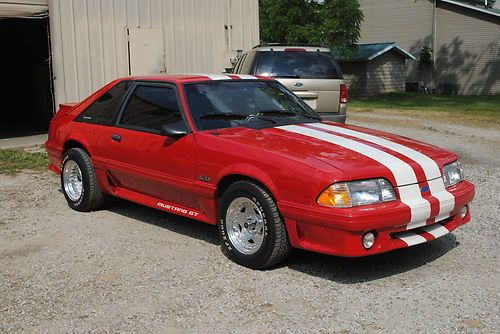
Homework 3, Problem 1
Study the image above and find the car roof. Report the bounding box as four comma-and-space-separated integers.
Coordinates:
118, 74, 274, 84
251, 45, 331, 52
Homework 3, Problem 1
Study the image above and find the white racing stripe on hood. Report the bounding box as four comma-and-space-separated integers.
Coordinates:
310, 123, 456, 222
278, 125, 431, 228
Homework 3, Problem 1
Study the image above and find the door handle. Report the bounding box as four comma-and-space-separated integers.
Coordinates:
111, 134, 121, 142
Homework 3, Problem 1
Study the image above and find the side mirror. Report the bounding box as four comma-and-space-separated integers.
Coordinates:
160, 122, 188, 139
229, 56, 238, 67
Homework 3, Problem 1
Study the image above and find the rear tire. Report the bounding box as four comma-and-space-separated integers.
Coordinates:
218, 181, 291, 269
61, 148, 104, 212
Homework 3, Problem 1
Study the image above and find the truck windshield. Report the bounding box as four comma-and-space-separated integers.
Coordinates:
184, 81, 320, 131
254, 51, 343, 79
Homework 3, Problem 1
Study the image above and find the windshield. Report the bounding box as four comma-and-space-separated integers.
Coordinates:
254, 51, 343, 79
184, 81, 320, 131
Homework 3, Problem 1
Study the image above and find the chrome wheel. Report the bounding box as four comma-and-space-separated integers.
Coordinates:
62, 160, 83, 201
226, 197, 265, 255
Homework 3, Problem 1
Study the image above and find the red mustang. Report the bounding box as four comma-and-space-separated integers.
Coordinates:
45, 74, 475, 269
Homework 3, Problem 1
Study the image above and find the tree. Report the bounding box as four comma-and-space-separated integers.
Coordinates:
259, 0, 364, 56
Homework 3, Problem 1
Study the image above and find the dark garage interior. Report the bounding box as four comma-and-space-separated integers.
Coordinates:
0, 17, 54, 139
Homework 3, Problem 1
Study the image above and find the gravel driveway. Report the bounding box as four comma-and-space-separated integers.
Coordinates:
1, 111, 499, 333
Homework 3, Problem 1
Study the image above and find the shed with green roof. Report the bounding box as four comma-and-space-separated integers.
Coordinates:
335, 43, 416, 97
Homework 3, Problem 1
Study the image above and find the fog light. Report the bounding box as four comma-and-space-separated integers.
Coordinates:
460, 206, 468, 219
362, 232, 375, 249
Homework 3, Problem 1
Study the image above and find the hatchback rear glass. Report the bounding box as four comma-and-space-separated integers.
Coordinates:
254, 51, 343, 79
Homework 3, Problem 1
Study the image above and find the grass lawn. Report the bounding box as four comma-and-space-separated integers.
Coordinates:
0, 148, 49, 174
349, 93, 500, 119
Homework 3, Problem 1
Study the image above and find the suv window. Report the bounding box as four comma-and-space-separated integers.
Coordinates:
253, 51, 343, 79
75, 81, 131, 125
119, 85, 182, 133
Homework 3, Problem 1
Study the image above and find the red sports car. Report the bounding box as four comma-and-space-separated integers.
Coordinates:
45, 74, 475, 269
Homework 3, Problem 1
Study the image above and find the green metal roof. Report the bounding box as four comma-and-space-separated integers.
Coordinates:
335, 43, 416, 62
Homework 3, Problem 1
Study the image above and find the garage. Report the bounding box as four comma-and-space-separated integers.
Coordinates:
0, 0, 259, 140
0, 1, 53, 138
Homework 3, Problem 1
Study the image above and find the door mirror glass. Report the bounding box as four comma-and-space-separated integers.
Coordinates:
160, 121, 188, 138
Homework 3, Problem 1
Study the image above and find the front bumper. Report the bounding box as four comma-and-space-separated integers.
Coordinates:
280, 180, 475, 257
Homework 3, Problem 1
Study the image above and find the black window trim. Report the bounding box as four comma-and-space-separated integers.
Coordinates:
114, 81, 191, 136
74, 80, 132, 126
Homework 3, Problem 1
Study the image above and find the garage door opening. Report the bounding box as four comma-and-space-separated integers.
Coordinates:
0, 17, 54, 139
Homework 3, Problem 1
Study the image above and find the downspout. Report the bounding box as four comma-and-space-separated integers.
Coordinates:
432, 0, 437, 91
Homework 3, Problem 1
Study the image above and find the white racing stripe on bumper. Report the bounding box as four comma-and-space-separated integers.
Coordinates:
421, 224, 449, 239
427, 177, 455, 220
278, 125, 432, 229
395, 232, 428, 247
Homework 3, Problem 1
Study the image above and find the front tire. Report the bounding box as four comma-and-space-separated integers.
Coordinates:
218, 181, 291, 269
61, 148, 104, 212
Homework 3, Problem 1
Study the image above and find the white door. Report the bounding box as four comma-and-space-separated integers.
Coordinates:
127, 27, 165, 75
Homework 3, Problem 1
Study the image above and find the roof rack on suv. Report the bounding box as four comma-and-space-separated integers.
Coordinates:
252, 42, 325, 49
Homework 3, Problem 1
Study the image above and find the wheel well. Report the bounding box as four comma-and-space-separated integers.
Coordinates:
216, 174, 275, 200
63, 140, 89, 155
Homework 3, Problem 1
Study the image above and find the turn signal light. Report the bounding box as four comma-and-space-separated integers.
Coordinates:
317, 183, 352, 207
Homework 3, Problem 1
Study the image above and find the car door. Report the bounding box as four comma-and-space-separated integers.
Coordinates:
101, 81, 197, 209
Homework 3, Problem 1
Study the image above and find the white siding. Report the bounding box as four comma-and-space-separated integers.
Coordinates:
49, 0, 259, 106
435, 2, 500, 94
0, 0, 48, 17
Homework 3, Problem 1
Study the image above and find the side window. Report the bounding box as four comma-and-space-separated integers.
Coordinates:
75, 81, 130, 125
119, 85, 182, 133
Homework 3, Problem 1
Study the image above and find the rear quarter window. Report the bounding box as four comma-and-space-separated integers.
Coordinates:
75, 81, 131, 125
254, 51, 343, 79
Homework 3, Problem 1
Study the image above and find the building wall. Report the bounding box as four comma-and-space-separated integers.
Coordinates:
49, 0, 259, 106
435, 1, 500, 94
365, 52, 407, 96
358, 0, 434, 82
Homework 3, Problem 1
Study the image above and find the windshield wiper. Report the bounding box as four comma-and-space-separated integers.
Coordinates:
200, 113, 248, 119
270, 75, 300, 79
258, 109, 321, 120
258, 110, 299, 117
200, 112, 276, 124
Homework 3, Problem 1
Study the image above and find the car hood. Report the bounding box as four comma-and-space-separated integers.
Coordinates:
212, 122, 457, 186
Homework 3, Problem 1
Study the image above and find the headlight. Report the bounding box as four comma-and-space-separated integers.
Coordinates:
317, 178, 397, 208
443, 161, 464, 187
